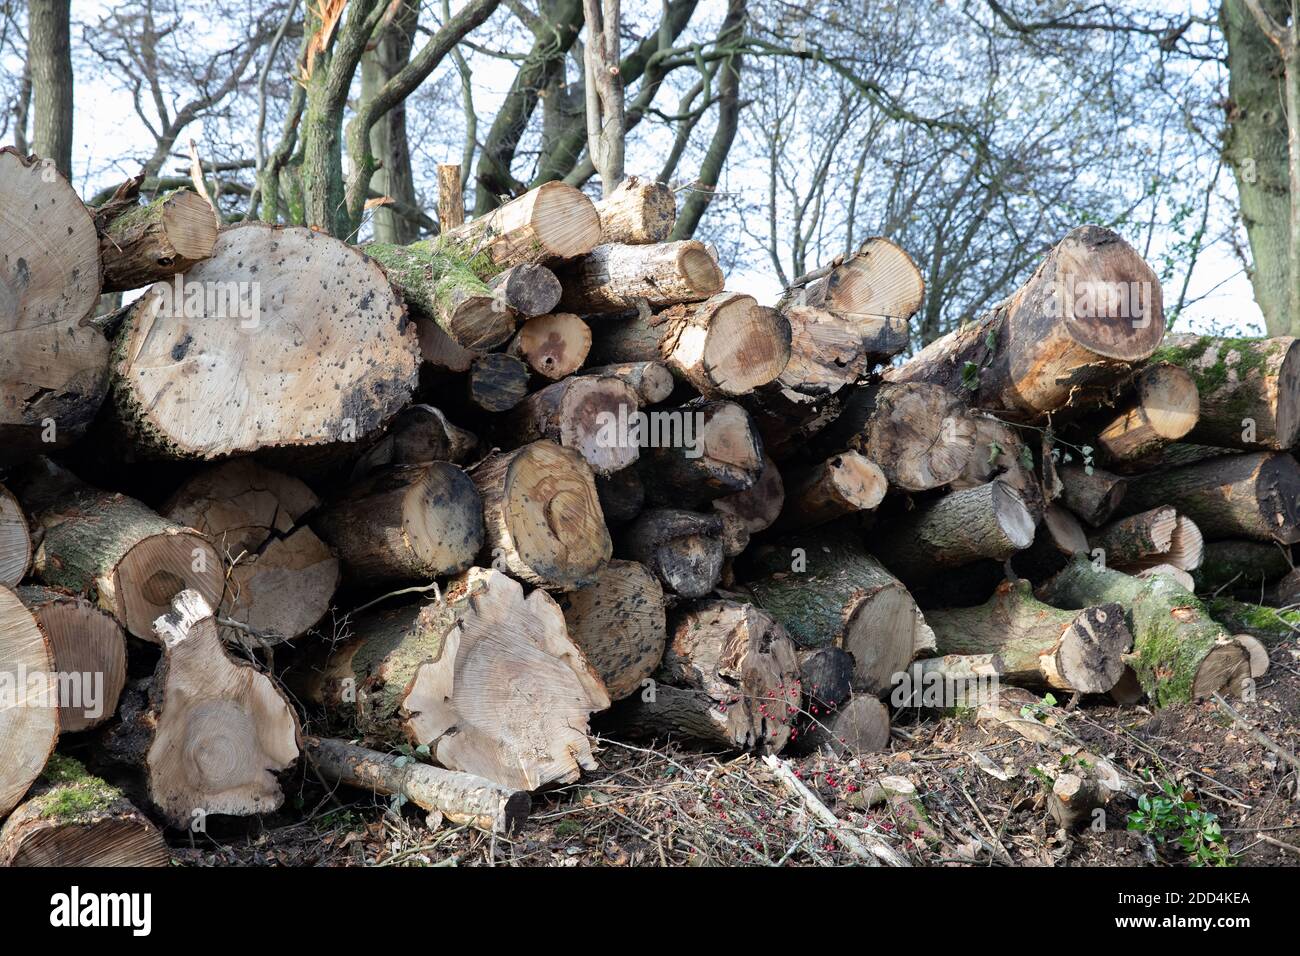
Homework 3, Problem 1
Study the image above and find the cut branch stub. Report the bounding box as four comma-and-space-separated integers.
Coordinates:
783, 237, 924, 324
0, 584, 58, 818
98, 188, 219, 293
508, 312, 591, 379
444, 181, 602, 268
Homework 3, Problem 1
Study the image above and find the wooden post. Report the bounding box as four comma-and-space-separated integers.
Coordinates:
437, 163, 464, 230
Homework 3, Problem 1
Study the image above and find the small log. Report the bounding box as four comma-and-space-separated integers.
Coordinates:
746, 530, 936, 694
595, 467, 645, 526
1089, 506, 1178, 568
499, 374, 640, 474
871, 480, 1037, 583
0, 482, 31, 586
507, 312, 591, 379
583, 360, 675, 405
471, 440, 611, 590
15, 459, 224, 642
304, 736, 530, 833
557, 240, 723, 313
1096, 363, 1199, 463
1038, 557, 1251, 706
444, 181, 601, 267
743, 383, 846, 461
1150, 334, 1300, 450
593, 175, 676, 244
782, 237, 925, 325
638, 400, 765, 506
606, 598, 801, 752
1057, 463, 1128, 526
367, 240, 515, 350
925, 580, 1131, 693
560, 559, 668, 701
621, 508, 725, 598
468, 352, 530, 412
487, 263, 564, 317
351, 404, 478, 477
0, 584, 59, 818
1115, 450, 1300, 544
17, 585, 126, 732
773, 451, 886, 531
0, 756, 169, 866
777, 305, 880, 396
113, 224, 419, 460
1192, 540, 1292, 595
883, 226, 1164, 421
790, 694, 892, 758
98, 187, 218, 293
796, 646, 855, 711
163, 460, 339, 645
313, 462, 483, 585
712, 454, 785, 534
585, 292, 791, 397
1010, 502, 1089, 582
1205, 597, 1300, 646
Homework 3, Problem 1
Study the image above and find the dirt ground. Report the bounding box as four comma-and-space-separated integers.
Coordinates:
165, 633, 1300, 868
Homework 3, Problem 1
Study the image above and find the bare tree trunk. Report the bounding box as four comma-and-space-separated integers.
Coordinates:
582, 0, 625, 196
361, 0, 420, 244
27, 0, 73, 177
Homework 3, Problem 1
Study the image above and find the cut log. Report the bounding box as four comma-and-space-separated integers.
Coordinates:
313, 462, 483, 585
593, 175, 676, 244
560, 559, 668, 701
122, 590, 300, 826
883, 226, 1164, 420
1, 147, 102, 331
1038, 557, 1252, 706
0, 583, 58, 818
1192, 540, 1292, 595
163, 459, 338, 645
583, 360, 675, 405
470, 440, 611, 590
1057, 463, 1128, 526
556, 240, 724, 313
871, 480, 1037, 583
507, 311, 591, 379
712, 454, 785, 534
17, 585, 126, 732
1149, 334, 1300, 450
366, 240, 515, 350
350, 404, 478, 478
303, 736, 530, 833
638, 400, 764, 506
781, 237, 925, 324
1089, 506, 1178, 568
1011, 502, 1089, 582
487, 263, 563, 317
400, 568, 610, 790
468, 352, 530, 412
0, 755, 169, 866
924, 580, 1131, 693
1205, 597, 1300, 646
1096, 363, 1199, 463
745, 530, 936, 695
0, 482, 31, 587
743, 383, 846, 461
417, 318, 476, 373
98, 188, 219, 293
499, 374, 640, 474
773, 451, 886, 531
15, 460, 223, 642
113, 223, 419, 460
606, 598, 800, 752
1115, 451, 1300, 544
585, 292, 791, 397
777, 305, 884, 396
621, 508, 724, 598
796, 646, 855, 711
443, 181, 601, 268
595, 467, 645, 526
950, 414, 1036, 498
790, 694, 892, 758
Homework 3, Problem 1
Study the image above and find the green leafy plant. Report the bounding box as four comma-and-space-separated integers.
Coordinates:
1127, 778, 1234, 867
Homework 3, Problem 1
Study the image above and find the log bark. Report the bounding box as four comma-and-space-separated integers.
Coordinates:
499, 374, 640, 474
595, 467, 645, 526
304, 736, 530, 833
744, 383, 846, 461
313, 462, 483, 585
638, 400, 765, 506
583, 360, 675, 405
606, 598, 801, 752
113, 224, 419, 460
98, 188, 218, 293
1096, 363, 1199, 463
0, 584, 59, 818
776, 305, 893, 396
560, 559, 668, 701
163, 460, 338, 645
585, 292, 791, 397
789, 694, 892, 758
1038, 557, 1252, 706
443, 181, 601, 268
883, 226, 1164, 420
0, 755, 169, 866
621, 508, 725, 598
0, 482, 31, 586
745, 530, 936, 694
593, 175, 676, 244
1149, 334, 1300, 450
871, 480, 1037, 583
1057, 463, 1128, 526
924, 580, 1131, 693
468, 352, 530, 412
17, 585, 125, 732
1192, 540, 1293, 595
795, 646, 855, 711
1091, 508, 1203, 573
437, 162, 465, 230
367, 240, 515, 351
350, 404, 478, 477
1115, 450, 1300, 544
556, 240, 723, 313
1205, 597, 1300, 646
773, 451, 887, 531
712, 454, 785, 534
507, 311, 591, 379
470, 440, 612, 590
486, 263, 563, 317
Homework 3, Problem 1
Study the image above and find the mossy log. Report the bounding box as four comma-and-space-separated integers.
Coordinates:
443, 181, 602, 268
1191, 540, 1292, 595
98, 187, 218, 293
1205, 597, 1300, 647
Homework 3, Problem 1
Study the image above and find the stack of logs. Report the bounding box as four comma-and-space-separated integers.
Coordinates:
2, 145, 1298, 863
